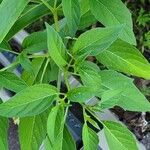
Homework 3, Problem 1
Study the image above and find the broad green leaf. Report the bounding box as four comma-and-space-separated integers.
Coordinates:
0, 41, 12, 52
89, 0, 136, 45
47, 105, 64, 149
19, 108, 51, 150
77, 61, 101, 91
73, 25, 124, 61
67, 87, 95, 103
99, 70, 150, 111
103, 121, 138, 150
62, 0, 80, 36
0, 0, 29, 43
22, 18, 67, 54
0, 71, 28, 93
97, 40, 150, 79
22, 58, 45, 85
62, 125, 76, 150
46, 106, 76, 150
5, 0, 59, 40
22, 4, 38, 15
19, 53, 33, 72
0, 84, 58, 117
100, 89, 123, 109
0, 100, 8, 150
22, 57, 58, 85
82, 123, 99, 150
46, 23, 68, 69
79, 0, 96, 30
22, 30, 47, 54
35, 59, 59, 84
44, 137, 51, 150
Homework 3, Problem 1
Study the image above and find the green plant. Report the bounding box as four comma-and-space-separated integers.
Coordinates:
0, 0, 150, 150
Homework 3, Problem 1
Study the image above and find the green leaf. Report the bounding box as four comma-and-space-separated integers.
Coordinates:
22, 30, 47, 54
67, 87, 95, 103
46, 105, 64, 149
77, 61, 101, 91
0, 41, 12, 52
79, 0, 96, 30
97, 40, 150, 79
103, 121, 138, 150
0, 0, 29, 43
0, 84, 58, 117
62, 125, 76, 150
0, 71, 28, 93
22, 19, 67, 54
73, 25, 124, 61
22, 58, 45, 85
62, 0, 80, 36
46, 23, 68, 69
99, 70, 150, 111
5, 0, 58, 40
100, 89, 123, 109
35, 59, 59, 84
89, 0, 136, 45
82, 123, 99, 150
46, 105, 76, 150
0, 100, 8, 150
19, 53, 33, 72
19, 108, 51, 150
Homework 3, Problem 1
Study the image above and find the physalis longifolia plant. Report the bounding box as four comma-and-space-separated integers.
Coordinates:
0, 0, 149, 150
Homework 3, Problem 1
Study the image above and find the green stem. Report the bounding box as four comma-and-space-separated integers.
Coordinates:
64, 71, 70, 90
57, 70, 62, 91
1, 49, 19, 55
53, 9, 59, 32
0, 61, 19, 72
85, 107, 103, 125
63, 70, 71, 122
41, 0, 54, 13
40, 58, 49, 83
54, 0, 58, 8
83, 106, 87, 124
28, 54, 48, 59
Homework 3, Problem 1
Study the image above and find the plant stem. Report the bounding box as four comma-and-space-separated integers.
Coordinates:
63, 70, 71, 122
40, 58, 49, 83
57, 3, 62, 10
0, 61, 19, 72
64, 71, 70, 90
41, 0, 54, 13
53, 9, 59, 32
54, 0, 58, 9
83, 107, 87, 124
1, 49, 19, 55
85, 107, 103, 125
57, 70, 62, 91
28, 54, 48, 59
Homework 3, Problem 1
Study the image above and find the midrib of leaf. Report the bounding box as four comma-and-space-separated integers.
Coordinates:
2, 94, 57, 110
21, 3, 40, 17
101, 81, 129, 101
101, 50, 150, 73
95, 0, 120, 23
81, 7, 90, 16
0, 74, 27, 86
75, 27, 123, 54
103, 123, 128, 150
32, 58, 45, 85
27, 116, 36, 150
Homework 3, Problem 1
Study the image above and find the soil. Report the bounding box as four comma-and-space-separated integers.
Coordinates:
8, 119, 20, 150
